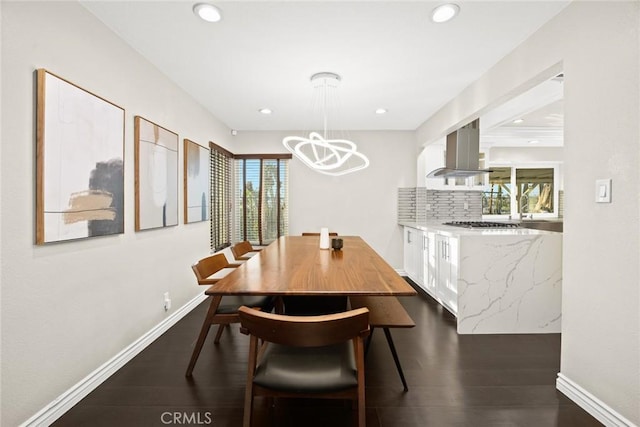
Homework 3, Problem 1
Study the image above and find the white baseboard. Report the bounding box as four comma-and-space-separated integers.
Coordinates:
395, 269, 406, 276
21, 293, 208, 427
556, 373, 637, 427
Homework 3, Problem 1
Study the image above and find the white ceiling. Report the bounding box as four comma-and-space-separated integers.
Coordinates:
81, 1, 569, 133
480, 75, 564, 147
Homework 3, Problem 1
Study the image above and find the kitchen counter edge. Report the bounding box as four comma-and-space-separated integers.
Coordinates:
398, 222, 560, 237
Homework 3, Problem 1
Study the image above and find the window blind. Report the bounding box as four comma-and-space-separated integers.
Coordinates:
209, 142, 233, 251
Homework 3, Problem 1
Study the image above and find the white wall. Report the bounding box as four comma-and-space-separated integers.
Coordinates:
488, 146, 563, 163
0, 1, 4, 418
416, 1, 639, 424
0, 2, 234, 425
233, 130, 417, 268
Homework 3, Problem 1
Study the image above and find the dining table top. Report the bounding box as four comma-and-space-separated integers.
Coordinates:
205, 236, 417, 297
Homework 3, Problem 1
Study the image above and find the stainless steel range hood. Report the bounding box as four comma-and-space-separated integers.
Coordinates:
426, 119, 492, 178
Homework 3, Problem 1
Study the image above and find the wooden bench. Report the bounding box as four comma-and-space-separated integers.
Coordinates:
349, 296, 415, 391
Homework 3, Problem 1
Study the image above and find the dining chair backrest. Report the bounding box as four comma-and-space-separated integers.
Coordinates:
239, 306, 370, 427
191, 253, 232, 285
239, 306, 369, 347
231, 241, 254, 260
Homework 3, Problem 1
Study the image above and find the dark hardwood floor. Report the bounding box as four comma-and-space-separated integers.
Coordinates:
54, 283, 602, 427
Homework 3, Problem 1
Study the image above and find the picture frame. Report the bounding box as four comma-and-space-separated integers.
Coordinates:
36, 69, 125, 244
183, 139, 210, 224
134, 116, 179, 231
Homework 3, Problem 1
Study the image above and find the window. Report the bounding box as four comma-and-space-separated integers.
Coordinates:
483, 167, 512, 215
516, 168, 554, 214
235, 156, 289, 245
483, 166, 557, 218
209, 142, 233, 251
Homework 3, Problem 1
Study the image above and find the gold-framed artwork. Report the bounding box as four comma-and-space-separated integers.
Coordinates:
134, 116, 179, 231
36, 69, 125, 244
183, 139, 210, 224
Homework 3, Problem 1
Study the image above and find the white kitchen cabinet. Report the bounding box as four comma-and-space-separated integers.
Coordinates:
435, 234, 458, 315
404, 226, 459, 316
403, 227, 418, 283
404, 226, 453, 306
415, 230, 425, 286
403, 226, 424, 288
424, 231, 437, 297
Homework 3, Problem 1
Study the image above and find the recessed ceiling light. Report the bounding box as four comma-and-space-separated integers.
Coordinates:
258, 108, 272, 115
375, 108, 388, 115
193, 3, 222, 23
513, 118, 524, 124
528, 140, 539, 144
431, 3, 460, 23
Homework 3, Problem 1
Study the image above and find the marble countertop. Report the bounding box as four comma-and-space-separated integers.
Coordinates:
399, 221, 559, 237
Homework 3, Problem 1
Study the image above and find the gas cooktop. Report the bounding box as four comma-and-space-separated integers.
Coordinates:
443, 221, 521, 229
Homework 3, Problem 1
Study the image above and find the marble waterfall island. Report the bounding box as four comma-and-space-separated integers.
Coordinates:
457, 232, 562, 334
401, 223, 562, 334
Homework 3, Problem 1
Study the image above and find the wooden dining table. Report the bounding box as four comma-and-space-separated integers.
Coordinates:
187, 235, 416, 375
208, 235, 417, 297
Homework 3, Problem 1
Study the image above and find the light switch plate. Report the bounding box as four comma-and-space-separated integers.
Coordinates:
595, 179, 612, 203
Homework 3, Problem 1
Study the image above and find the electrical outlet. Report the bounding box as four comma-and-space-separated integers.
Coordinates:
463, 202, 469, 210
163, 292, 171, 311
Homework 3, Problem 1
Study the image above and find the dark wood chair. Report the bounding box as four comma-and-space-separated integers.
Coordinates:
238, 306, 370, 427
186, 253, 273, 376
230, 240, 263, 261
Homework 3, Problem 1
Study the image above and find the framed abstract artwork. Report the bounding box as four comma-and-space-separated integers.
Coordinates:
134, 116, 179, 231
183, 139, 210, 224
36, 69, 125, 244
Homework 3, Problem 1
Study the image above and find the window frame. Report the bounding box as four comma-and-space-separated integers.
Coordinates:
234, 154, 290, 246
482, 162, 561, 220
